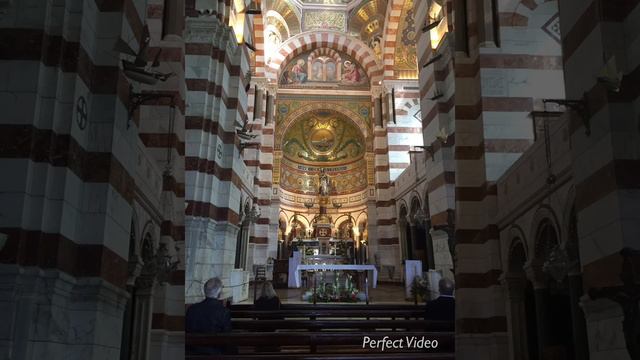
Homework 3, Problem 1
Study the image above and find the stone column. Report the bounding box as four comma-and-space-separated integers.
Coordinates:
524, 261, 549, 359
130, 277, 155, 360
425, 229, 435, 270
568, 271, 589, 360
502, 273, 529, 360
409, 224, 418, 260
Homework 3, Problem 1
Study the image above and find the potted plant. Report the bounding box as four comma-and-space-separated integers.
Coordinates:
410, 276, 428, 302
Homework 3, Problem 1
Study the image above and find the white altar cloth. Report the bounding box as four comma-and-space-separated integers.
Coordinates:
294, 264, 378, 288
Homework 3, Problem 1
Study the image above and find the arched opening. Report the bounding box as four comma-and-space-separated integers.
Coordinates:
398, 205, 411, 260
409, 197, 427, 266
120, 219, 138, 360
505, 239, 538, 360
531, 219, 576, 359
120, 230, 157, 360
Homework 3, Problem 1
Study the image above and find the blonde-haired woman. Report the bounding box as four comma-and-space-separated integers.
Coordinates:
255, 281, 281, 310
254, 281, 282, 352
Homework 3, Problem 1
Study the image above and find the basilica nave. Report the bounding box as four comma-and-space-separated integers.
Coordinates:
0, 0, 638, 359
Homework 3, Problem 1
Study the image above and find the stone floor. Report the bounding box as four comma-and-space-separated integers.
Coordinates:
240, 282, 415, 304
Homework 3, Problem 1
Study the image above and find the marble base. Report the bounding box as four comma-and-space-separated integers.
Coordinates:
229, 270, 249, 303
185, 218, 240, 304
0, 265, 129, 360
580, 296, 629, 360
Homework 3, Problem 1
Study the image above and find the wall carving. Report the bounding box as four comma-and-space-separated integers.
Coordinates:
303, 10, 346, 32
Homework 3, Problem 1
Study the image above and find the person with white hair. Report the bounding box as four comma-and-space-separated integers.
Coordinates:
186, 277, 233, 355
424, 277, 455, 324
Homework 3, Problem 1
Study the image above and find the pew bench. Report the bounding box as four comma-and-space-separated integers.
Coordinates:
186, 331, 454, 355
231, 319, 453, 332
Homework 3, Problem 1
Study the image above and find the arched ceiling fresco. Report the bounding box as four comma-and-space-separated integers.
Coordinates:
282, 109, 365, 166
279, 109, 368, 196
279, 48, 370, 89
348, 0, 387, 46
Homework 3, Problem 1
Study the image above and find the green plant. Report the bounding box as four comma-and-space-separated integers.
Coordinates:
410, 276, 428, 300
309, 272, 360, 303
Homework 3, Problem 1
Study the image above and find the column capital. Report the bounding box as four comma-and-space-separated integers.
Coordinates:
523, 259, 547, 289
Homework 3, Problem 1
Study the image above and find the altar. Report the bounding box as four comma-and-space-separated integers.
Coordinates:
294, 264, 378, 288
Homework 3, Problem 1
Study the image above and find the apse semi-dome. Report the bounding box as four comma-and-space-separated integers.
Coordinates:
279, 109, 367, 196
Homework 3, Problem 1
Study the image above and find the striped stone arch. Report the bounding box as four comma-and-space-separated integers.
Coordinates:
506, 0, 558, 27
396, 97, 420, 116
265, 31, 383, 82
381, 0, 405, 79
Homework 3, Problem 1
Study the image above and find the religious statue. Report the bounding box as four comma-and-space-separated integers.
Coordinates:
319, 168, 330, 195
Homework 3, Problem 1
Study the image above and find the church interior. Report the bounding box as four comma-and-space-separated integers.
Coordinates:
0, 0, 638, 359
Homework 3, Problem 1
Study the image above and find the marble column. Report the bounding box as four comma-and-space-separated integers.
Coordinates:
502, 273, 529, 360
568, 272, 589, 360
525, 261, 549, 360
130, 277, 155, 360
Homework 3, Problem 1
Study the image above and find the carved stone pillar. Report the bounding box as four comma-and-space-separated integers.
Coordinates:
524, 260, 549, 359
502, 273, 529, 360
568, 271, 589, 360
130, 276, 155, 360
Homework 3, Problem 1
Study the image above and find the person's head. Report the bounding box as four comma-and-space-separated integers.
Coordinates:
204, 277, 223, 299
438, 278, 454, 296
260, 281, 277, 299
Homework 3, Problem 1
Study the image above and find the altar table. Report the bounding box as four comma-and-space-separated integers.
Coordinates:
294, 264, 378, 288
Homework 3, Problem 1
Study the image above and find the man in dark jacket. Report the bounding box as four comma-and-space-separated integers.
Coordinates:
186, 277, 233, 355
425, 278, 455, 322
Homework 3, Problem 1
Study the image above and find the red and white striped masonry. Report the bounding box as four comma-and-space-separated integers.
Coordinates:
450, 0, 566, 357
558, 0, 640, 292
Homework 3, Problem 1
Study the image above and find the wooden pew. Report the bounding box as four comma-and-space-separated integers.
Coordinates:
230, 309, 425, 319
231, 319, 453, 332
230, 304, 424, 311
186, 331, 455, 354
187, 353, 455, 360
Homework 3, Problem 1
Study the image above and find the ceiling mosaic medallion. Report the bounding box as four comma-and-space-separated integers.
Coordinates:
282, 109, 365, 165
310, 128, 336, 153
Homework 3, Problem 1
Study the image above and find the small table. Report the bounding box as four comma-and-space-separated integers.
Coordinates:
294, 264, 378, 288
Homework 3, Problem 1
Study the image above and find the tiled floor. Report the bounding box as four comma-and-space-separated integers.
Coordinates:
240, 282, 415, 304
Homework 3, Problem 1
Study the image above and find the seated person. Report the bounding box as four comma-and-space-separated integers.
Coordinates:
186, 277, 233, 355
425, 278, 455, 323
253, 281, 281, 352
254, 281, 281, 311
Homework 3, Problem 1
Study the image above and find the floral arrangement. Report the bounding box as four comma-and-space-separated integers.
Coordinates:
410, 275, 428, 301
303, 272, 361, 302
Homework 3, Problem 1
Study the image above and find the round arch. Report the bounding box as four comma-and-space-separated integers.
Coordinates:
266, 31, 383, 82
398, 200, 409, 221
409, 195, 422, 224
508, 237, 529, 273
529, 205, 561, 258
